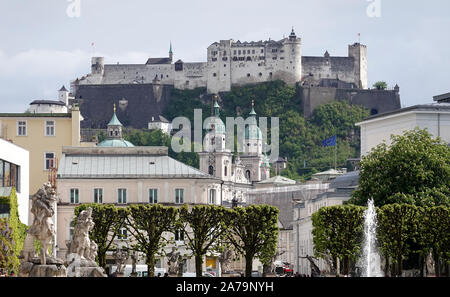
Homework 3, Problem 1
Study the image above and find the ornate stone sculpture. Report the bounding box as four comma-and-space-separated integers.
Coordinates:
65, 207, 106, 277
167, 247, 181, 275
19, 182, 66, 277
300, 255, 321, 277
426, 249, 435, 276
219, 248, 234, 274
113, 247, 129, 275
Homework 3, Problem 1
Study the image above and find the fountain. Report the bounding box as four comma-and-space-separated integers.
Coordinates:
360, 199, 383, 277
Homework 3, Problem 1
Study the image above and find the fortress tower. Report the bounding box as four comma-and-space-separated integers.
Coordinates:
348, 43, 368, 89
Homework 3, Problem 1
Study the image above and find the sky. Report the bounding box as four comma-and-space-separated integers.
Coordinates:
0, 0, 449, 112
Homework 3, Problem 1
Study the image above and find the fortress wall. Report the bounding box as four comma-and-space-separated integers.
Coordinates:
301, 56, 356, 85
88, 64, 175, 85
73, 84, 173, 129
301, 86, 401, 118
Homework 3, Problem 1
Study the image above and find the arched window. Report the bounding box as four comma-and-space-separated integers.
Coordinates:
246, 170, 251, 180
209, 166, 214, 175
224, 166, 227, 177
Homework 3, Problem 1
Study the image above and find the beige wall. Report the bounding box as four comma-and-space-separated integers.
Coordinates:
0, 108, 94, 195
56, 177, 222, 258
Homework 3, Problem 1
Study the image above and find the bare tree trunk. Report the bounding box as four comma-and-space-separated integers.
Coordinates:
195, 255, 203, 277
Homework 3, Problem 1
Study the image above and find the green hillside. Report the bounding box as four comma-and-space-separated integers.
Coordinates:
126, 80, 369, 181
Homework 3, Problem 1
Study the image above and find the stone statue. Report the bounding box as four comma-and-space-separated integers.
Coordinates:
28, 182, 57, 265
69, 208, 94, 258
426, 249, 435, 276
113, 247, 128, 275
19, 182, 66, 277
167, 247, 181, 275
65, 207, 106, 277
130, 251, 139, 276
301, 255, 321, 277
219, 248, 234, 274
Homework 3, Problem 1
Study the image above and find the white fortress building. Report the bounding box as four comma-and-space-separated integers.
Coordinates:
72, 29, 368, 94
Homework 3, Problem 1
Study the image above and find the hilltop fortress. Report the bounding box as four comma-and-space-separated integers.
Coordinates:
70, 29, 400, 129
72, 29, 367, 94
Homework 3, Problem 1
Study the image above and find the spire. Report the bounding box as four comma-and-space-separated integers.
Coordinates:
249, 98, 256, 116
289, 27, 297, 40
108, 104, 122, 126
169, 41, 173, 61
59, 85, 68, 92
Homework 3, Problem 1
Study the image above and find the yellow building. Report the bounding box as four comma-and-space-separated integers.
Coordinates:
0, 106, 94, 195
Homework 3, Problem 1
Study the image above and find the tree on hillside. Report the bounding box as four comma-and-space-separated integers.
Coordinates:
312, 205, 365, 275
178, 205, 231, 277
350, 128, 450, 207
226, 205, 279, 277
123, 204, 178, 277
74, 204, 126, 269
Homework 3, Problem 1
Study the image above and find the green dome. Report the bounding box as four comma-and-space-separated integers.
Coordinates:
211, 117, 226, 134
97, 139, 135, 147
245, 124, 262, 140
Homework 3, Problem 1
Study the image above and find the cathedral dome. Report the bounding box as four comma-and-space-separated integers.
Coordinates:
97, 104, 135, 147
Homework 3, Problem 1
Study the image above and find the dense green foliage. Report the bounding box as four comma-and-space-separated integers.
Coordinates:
312, 203, 450, 276
74, 204, 126, 269
312, 205, 365, 275
178, 205, 232, 277
124, 204, 178, 277
226, 205, 279, 277
123, 128, 199, 169
350, 128, 450, 207
0, 188, 27, 273
160, 81, 367, 180
373, 81, 388, 90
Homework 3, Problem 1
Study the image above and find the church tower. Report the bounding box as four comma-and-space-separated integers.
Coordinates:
169, 42, 173, 62
240, 100, 270, 182
199, 95, 233, 181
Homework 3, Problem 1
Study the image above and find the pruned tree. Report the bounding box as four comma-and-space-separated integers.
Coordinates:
377, 204, 420, 276
74, 203, 126, 269
123, 204, 178, 277
312, 205, 365, 275
226, 205, 279, 277
178, 205, 232, 277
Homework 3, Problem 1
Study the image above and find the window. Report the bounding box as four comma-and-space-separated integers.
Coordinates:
209, 189, 216, 204
208, 166, 214, 175
224, 166, 227, 177
45, 121, 55, 136
246, 170, 251, 180
213, 73, 217, 77
117, 228, 127, 240
247, 73, 250, 77
94, 188, 103, 203
70, 188, 79, 204
3, 162, 10, 187
17, 121, 26, 136
149, 189, 158, 204
174, 229, 184, 241
117, 188, 127, 204
175, 189, 184, 204
45, 152, 55, 170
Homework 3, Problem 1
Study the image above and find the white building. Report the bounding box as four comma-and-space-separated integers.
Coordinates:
293, 171, 358, 275
148, 115, 172, 135
0, 138, 30, 224
357, 102, 450, 156
27, 86, 72, 114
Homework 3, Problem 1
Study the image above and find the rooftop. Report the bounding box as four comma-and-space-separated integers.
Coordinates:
58, 146, 215, 180
358, 102, 450, 123
30, 100, 66, 106
0, 112, 71, 118
433, 92, 450, 102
